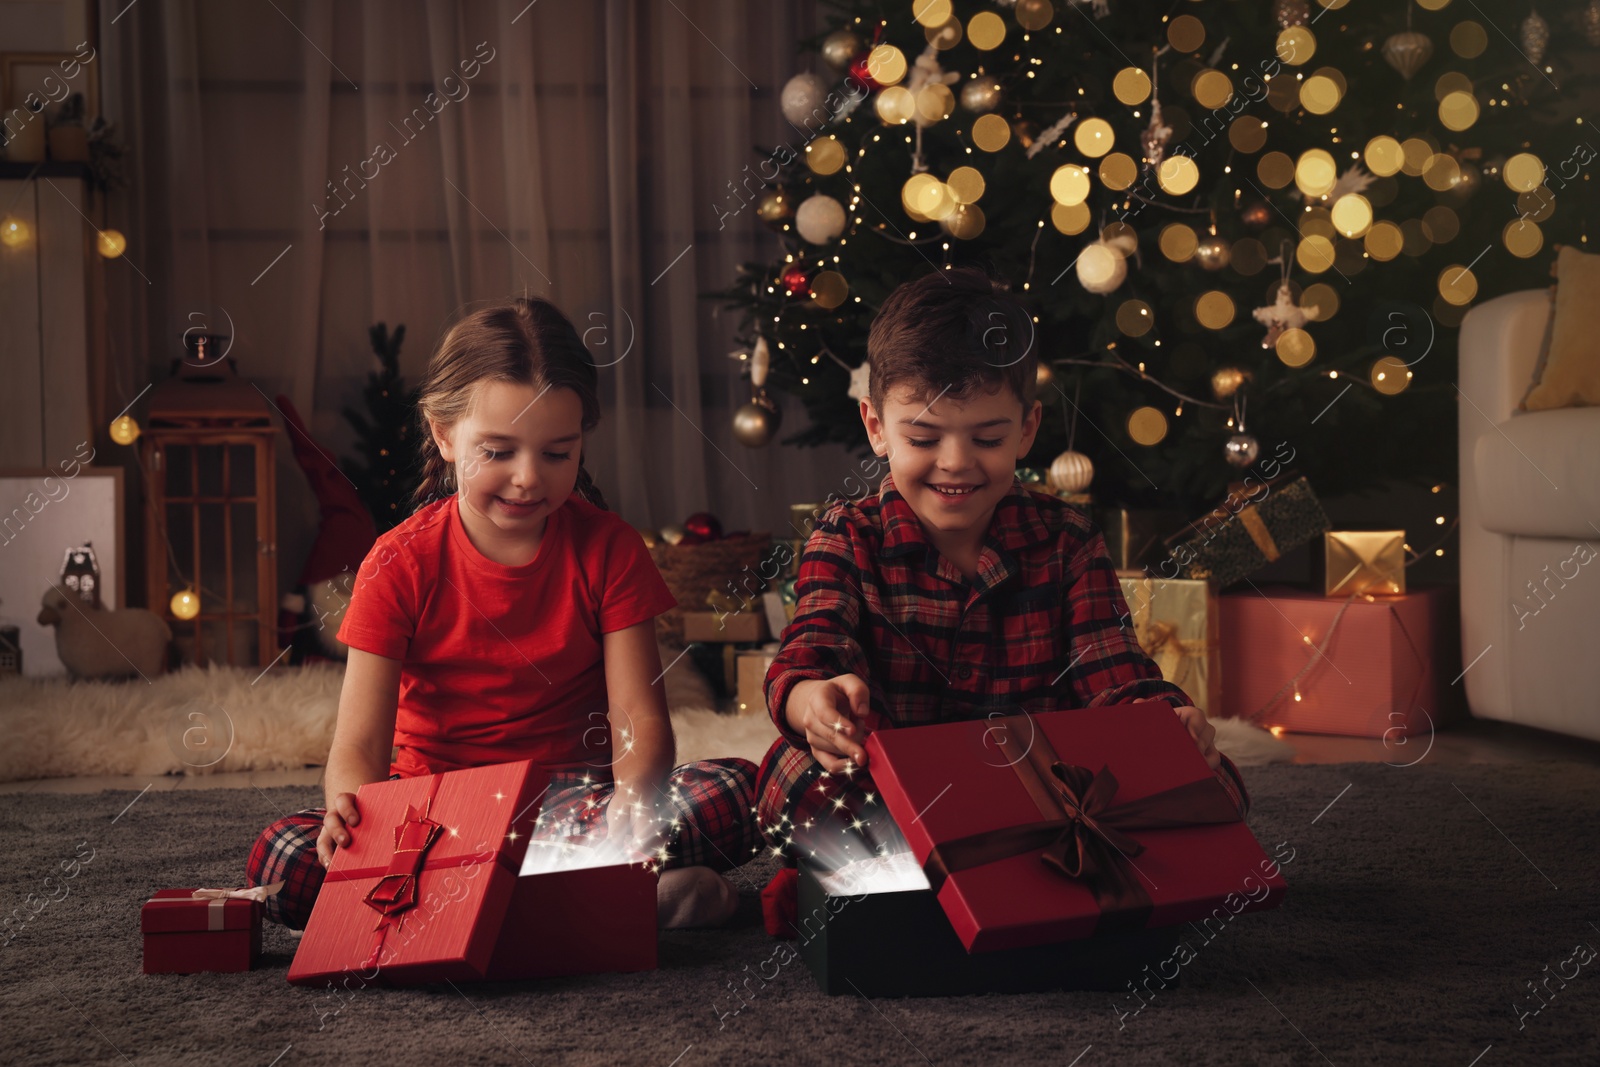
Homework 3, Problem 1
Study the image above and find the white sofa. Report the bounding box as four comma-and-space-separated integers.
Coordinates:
1458, 289, 1600, 742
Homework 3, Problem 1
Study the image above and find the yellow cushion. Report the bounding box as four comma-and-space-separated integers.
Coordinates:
1523, 245, 1600, 411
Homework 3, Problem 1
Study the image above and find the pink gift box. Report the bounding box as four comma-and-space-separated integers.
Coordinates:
1220, 585, 1447, 737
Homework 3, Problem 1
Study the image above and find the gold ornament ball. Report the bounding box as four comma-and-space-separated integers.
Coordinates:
1441, 160, 1480, 204
1048, 450, 1094, 493
1195, 235, 1232, 271
1015, 0, 1054, 31
96, 229, 127, 258
109, 414, 141, 445
1382, 30, 1433, 80
1210, 367, 1250, 399
659, 524, 686, 546
170, 589, 201, 621
1274, 0, 1311, 28
1224, 433, 1261, 468
821, 29, 864, 71
960, 75, 1003, 114
732, 396, 782, 447
756, 190, 791, 222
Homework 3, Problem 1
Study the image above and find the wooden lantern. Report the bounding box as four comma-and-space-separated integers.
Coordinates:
142, 352, 277, 667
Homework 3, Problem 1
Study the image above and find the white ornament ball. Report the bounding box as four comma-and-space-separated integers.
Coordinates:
1048, 450, 1094, 493
1076, 241, 1128, 295
781, 73, 831, 127
795, 193, 848, 245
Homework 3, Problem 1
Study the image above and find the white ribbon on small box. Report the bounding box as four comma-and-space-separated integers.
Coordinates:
148, 882, 283, 931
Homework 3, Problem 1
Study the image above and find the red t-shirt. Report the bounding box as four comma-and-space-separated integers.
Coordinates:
336, 494, 677, 778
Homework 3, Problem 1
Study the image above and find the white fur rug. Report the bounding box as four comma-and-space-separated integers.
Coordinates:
0, 649, 1291, 782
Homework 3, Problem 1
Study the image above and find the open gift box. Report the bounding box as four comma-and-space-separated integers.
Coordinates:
856, 702, 1287, 958
795, 857, 1183, 997
287, 760, 656, 987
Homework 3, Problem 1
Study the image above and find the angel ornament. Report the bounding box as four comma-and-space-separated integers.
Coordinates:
1252, 281, 1309, 349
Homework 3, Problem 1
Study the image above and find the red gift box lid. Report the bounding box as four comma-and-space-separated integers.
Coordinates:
142, 890, 261, 934
864, 702, 1288, 954
287, 759, 551, 986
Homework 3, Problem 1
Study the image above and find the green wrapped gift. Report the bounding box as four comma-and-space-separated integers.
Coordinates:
1160, 474, 1330, 589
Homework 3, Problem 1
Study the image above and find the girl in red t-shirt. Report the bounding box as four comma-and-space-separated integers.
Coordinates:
247, 298, 760, 930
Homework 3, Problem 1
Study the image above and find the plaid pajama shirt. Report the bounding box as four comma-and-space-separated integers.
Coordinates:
755, 473, 1250, 867
247, 758, 759, 929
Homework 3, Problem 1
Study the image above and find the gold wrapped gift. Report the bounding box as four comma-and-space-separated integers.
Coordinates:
1116, 572, 1220, 715
1322, 530, 1406, 597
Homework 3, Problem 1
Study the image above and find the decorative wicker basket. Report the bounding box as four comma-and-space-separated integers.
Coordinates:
650, 532, 774, 647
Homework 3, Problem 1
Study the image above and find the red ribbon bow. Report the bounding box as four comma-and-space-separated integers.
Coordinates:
359, 797, 444, 970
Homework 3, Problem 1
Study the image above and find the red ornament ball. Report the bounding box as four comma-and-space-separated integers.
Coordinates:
780, 264, 812, 295
683, 512, 723, 541
848, 55, 880, 93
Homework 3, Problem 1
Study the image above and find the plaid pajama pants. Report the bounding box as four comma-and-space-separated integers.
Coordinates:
246, 758, 759, 929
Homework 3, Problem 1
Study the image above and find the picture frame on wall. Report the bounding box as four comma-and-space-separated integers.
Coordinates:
0, 47, 100, 122
0, 464, 123, 677
0, 0, 99, 116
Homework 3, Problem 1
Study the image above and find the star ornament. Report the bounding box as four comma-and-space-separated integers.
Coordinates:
847, 361, 871, 402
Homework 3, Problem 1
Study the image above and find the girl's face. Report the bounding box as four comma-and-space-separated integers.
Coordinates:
431, 380, 585, 543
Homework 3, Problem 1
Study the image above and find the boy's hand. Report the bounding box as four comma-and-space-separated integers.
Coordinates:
787, 675, 876, 774
1174, 705, 1222, 771
317, 792, 361, 868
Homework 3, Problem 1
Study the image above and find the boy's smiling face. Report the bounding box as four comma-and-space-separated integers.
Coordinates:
861, 381, 1042, 561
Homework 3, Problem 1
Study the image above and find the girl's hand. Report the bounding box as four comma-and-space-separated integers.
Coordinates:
605, 792, 667, 864
788, 675, 878, 775
1174, 705, 1222, 771
316, 792, 361, 868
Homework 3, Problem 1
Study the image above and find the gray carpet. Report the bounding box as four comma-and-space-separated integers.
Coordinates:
2, 761, 1597, 1066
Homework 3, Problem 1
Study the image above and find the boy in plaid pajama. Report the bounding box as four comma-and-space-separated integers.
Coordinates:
755, 268, 1250, 870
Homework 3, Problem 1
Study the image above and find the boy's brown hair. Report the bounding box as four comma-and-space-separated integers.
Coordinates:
866, 266, 1039, 412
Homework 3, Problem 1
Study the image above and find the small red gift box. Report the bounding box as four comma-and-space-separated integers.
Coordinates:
864, 702, 1287, 954
142, 889, 263, 974
288, 760, 549, 986
1221, 585, 1446, 737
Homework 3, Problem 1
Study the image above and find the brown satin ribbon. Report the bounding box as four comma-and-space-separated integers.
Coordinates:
1236, 505, 1281, 562
922, 714, 1243, 933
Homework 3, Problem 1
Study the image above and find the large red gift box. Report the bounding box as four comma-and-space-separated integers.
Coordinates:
1221, 585, 1445, 737
864, 702, 1287, 954
287, 760, 656, 986
142, 890, 263, 974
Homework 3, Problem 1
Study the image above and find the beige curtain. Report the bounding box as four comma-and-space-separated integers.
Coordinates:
99, 0, 857, 600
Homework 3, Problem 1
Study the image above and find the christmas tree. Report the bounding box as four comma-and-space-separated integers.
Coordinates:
342, 323, 418, 532
713, 0, 1597, 512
